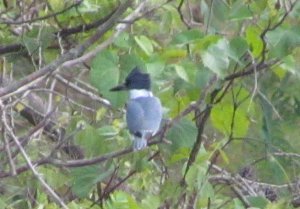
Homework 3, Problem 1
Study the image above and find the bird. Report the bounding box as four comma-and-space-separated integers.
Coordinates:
110, 67, 163, 150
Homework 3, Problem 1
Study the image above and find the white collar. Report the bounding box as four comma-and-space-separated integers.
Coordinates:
129, 89, 153, 99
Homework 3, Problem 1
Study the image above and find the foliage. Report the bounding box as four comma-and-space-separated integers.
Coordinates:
1, 0, 300, 208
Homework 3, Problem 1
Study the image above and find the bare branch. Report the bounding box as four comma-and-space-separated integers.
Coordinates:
1, 102, 68, 208
0, 1, 131, 100
62, 0, 151, 68
54, 74, 111, 108
0, 0, 83, 25
3, 126, 17, 176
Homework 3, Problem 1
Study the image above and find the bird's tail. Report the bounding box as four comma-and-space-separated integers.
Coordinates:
133, 136, 147, 150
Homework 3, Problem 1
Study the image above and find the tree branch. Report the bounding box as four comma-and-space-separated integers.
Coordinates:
0, 1, 131, 100
0, 0, 83, 25
1, 101, 68, 209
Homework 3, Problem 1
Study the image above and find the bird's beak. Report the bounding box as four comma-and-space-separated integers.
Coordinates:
110, 83, 127, 91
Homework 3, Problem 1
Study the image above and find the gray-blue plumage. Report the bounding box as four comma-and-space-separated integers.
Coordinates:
110, 67, 163, 150
126, 96, 162, 149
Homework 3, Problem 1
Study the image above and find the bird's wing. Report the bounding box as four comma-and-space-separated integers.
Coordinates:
134, 97, 162, 134
126, 100, 145, 136
126, 97, 162, 136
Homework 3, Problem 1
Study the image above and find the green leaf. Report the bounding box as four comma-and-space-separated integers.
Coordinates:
233, 198, 246, 209
195, 67, 214, 88
201, 39, 230, 78
169, 148, 190, 164
210, 87, 251, 137
250, 1, 268, 13
146, 61, 165, 78
193, 35, 221, 51
22, 36, 39, 56
0, 198, 6, 209
119, 54, 145, 74
105, 191, 139, 209
279, 55, 300, 78
211, 104, 249, 137
229, 1, 252, 20
90, 50, 123, 107
196, 181, 215, 207
185, 160, 208, 191
248, 196, 269, 208
267, 26, 300, 58
75, 125, 108, 156
172, 29, 204, 45
160, 179, 183, 203
165, 119, 197, 152
210, 0, 229, 22
229, 37, 249, 63
272, 66, 286, 80
266, 201, 293, 209
40, 167, 69, 188
257, 156, 290, 184
290, 1, 300, 17
141, 195, 160, 209
71, 165, 114, 198
131, 151, 149, 172
134, 35, 154, 56
219, 149, 230, 164
245, 26, 263, 57
39, 27, 55, 49
114, 32, 132, 49
269, 156, 290, 183
97, 125, 118, 137
161, 48, 187, 60
172, 64, 189, 82
48, 0, 64, 11
22, 27, 54, 55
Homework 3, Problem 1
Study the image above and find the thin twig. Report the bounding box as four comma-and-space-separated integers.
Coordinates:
0, 1, 131, 100
62, 0, 149, 68
0, 102, 68, 209
0, 0, 82, 25
177, 0, 190, 28
54, 74, 111, 108
247, 50, 258, 112
3, 126, 17, 175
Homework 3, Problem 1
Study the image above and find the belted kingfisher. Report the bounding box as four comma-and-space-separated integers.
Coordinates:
110, 68, 162, 150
